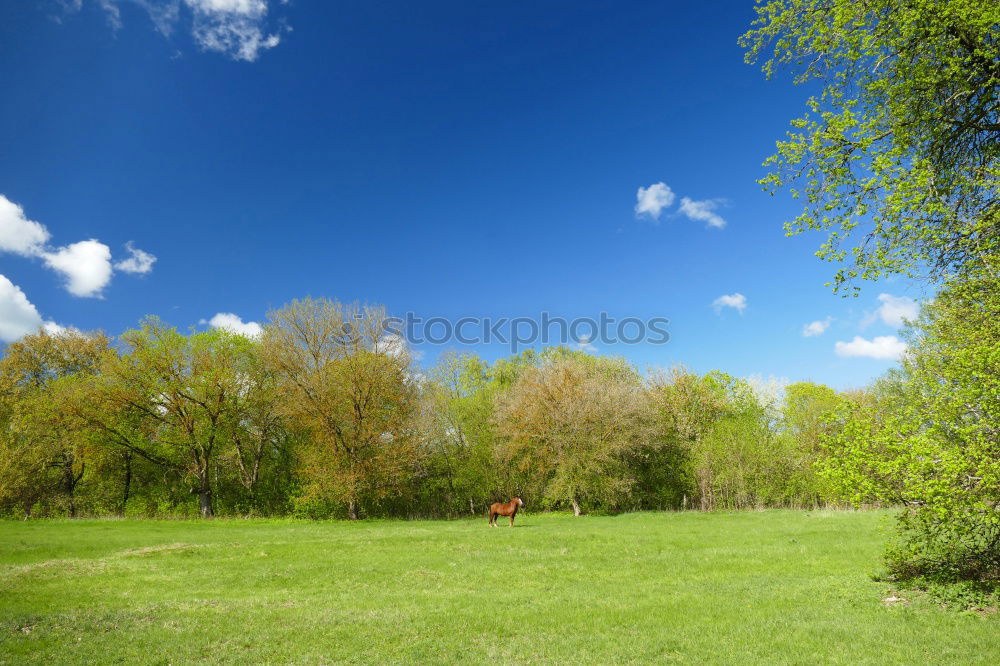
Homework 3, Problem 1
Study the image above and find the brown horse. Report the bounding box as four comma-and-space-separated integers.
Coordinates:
488, 497, 524, 527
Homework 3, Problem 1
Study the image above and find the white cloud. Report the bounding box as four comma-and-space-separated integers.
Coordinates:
802, 317, 832, 337
41, 321, 69, 336
0, 275, 43, 342
874, 293, 918, 327
96, 0, 122, 29
41, 240, 114, 298
834, 335, 907, 361
70, 0, 285, 62
678, 197, 726, 229
115, 241, 157, 274
0, 275, 65, 343
128, 0, 182, 36
0, 194, 50, 257
204, 312, 263, 338
187, 0, 264, 12
712, 292, 746, 315
186, 0, 282, 61
635, 182, 675, 220
0, 194, 155, 297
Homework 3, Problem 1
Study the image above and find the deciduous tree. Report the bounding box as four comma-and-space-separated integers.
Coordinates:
742, 0, 1000, 291
89, 319, 264, 517
823, 261, 1000, 583
262, 299, 418, 519
0, 329, 110, 516
496, 354, 650, 515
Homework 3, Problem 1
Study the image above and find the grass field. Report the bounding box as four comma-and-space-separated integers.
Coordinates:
1, 510, 996, 664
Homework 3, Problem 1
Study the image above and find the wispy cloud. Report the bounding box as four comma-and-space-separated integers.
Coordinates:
127, 0, 183, 36
634, 182, 675, 220
678, 197, 726, 229
186, 0, 282, 61
802, 317, 832, 337
634, 182, 729, 229
834, 335, 907, 360
96, 0, 122, 29
79, 0, 287, 62
712, 292, 746, 315
115, 241, 157, 274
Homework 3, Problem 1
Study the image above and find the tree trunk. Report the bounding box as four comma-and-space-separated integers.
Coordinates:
198, 473, 214, 518
469, 498, 476, 515
698, 472, 712, 511
62, 464, 77, 518
348, 499, 358, 520
571, 498, 581, 517
121, 452, 132, 517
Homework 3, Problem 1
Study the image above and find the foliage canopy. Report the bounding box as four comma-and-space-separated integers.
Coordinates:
742, 0, 1000, 291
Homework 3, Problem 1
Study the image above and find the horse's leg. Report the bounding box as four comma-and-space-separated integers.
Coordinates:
509, 514, 514, 527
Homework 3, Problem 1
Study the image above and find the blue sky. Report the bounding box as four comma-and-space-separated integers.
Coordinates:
0, 1, 925, 389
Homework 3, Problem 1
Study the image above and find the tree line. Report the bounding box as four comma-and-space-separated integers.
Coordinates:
1, 297, 859, 521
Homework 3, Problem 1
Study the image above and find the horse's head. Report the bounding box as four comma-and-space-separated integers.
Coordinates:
514, 497, 524, 507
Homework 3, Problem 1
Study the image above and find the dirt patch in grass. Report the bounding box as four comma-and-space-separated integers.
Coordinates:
119, 542, 199, 557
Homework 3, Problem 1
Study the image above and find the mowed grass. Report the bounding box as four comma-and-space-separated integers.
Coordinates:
0, 511, 996, 664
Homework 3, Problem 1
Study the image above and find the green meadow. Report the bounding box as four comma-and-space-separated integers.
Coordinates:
1, 510, 996, 664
